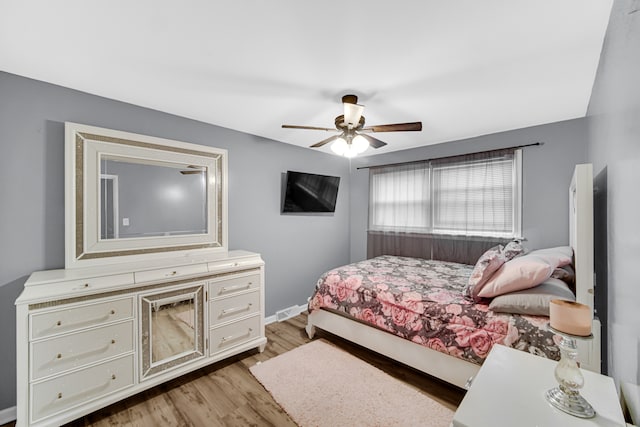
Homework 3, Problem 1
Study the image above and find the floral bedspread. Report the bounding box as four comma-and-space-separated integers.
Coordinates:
308, 255, 560, 365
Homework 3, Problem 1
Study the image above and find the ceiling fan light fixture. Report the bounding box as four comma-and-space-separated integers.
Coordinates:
352, 134, 369, 154
285, 94, 421, 155
343, 145, 359, 158
331, 137, 348, 155
344, 103, 365, 127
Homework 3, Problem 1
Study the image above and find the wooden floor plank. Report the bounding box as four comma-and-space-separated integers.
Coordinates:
220, 403, 273, 427
4, 313, 464, 427
215, 364, 297, 427
191, 371, 243, 420
165, 381, 221, 426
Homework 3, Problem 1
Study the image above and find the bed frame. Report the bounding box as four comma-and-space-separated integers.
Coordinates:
306, 164, 601, 389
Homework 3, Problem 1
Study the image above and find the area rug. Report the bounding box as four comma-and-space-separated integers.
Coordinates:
249, 339, 453, 427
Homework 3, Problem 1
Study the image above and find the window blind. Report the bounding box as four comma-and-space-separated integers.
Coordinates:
369, 149, 522, 238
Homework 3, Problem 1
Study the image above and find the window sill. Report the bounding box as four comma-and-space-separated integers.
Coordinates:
367, 230, 525, 242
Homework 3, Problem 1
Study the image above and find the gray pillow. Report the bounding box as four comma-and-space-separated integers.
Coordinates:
488, 277, 575, 316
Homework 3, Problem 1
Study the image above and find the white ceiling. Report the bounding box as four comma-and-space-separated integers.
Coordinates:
0, 1, 612, 156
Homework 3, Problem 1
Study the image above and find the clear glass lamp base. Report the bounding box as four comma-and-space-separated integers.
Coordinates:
545, 325, 596, 419
545, 386, 596, 418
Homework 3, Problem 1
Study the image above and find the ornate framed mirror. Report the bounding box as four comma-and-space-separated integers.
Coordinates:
65, 122, 228, 268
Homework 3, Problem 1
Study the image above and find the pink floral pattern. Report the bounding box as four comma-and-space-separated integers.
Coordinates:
308, 255, 560, 365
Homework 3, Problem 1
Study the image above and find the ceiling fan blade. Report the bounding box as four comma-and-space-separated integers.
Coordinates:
180, 165, 204, 174
310, 134, 340, 148
361, 122, 423, 132
359, 133, 388, 149
282, 124, 336, 132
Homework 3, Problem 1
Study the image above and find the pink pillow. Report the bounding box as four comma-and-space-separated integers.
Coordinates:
466, 241, 525, 301
466, 245, 506, 300
477, 254, 555, 298
528, 246, 573, 267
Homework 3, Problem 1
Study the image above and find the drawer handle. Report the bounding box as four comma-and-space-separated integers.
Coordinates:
221, 303, 253, 316
170, 271, 178, 276
220, 283, 251, 293
220, 328, 253, 343
54, 310, 117, 329
56, 339, 116, 361
55, 373, 117, 402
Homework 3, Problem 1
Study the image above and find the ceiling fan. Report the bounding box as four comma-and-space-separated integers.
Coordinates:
179, 165, 205, 175
282, 94, 422, 157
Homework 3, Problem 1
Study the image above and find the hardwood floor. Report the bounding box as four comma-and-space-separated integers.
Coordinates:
7, 313, 465, 426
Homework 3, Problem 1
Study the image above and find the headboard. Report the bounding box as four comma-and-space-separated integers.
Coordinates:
570, 163, 595, 316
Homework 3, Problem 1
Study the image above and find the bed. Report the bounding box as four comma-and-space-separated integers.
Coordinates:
306, 164, 600, 389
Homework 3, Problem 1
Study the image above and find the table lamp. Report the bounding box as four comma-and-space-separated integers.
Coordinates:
545, 299, 595, 418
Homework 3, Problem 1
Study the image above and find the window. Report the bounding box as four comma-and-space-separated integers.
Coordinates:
369, 163, 431, 233
369, 149, 522, 238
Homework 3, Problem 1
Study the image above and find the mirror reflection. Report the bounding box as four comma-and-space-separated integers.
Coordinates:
151, 296, 196, 363
141, 285, 204, 379
100, 157, 207, 240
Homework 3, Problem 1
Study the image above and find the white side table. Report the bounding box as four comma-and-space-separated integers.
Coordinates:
452, 344, 625, 427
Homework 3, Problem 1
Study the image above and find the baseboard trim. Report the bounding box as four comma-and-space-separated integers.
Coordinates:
0, 406, 16, 424
265, 303, 307, 325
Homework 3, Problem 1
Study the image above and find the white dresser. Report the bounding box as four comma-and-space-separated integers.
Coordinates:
16, 250, 267, 427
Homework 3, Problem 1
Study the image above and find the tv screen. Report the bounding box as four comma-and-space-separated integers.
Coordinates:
282, 171, 340, 213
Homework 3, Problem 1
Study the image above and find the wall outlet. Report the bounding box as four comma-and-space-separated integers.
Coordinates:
122, 218, 130, 226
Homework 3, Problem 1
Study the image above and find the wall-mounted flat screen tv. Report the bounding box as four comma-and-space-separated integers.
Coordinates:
282, 171, 340, 213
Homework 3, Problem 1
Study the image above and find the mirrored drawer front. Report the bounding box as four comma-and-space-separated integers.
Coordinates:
31, 297, 134, 340
31, 320, 134, 381
30, 353, 134, 424
134, 263, 208, 283
209, 315, 261, 355
210, 291, 260, 326
210, 274, 260, 298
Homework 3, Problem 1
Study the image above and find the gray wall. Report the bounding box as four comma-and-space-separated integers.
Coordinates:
349, 118, 589, 262
0, 71, 351, 410
586, 0, 640, 386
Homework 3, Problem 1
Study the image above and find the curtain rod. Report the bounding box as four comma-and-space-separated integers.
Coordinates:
356, 142, 544, 170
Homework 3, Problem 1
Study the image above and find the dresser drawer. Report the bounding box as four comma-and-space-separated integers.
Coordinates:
31, 320, 134, 381
207, 259, 261, 273
30, 297, 134, 340
210, 291, 260, 326
209, 315, 261, 355
134, 263, 208, 283
30, 353, 134, 424
63, 273, 134, 292
209, 274, 260, 298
